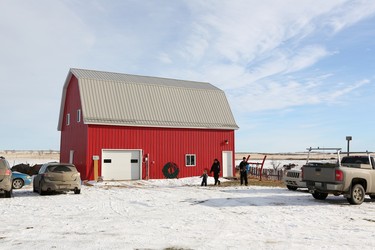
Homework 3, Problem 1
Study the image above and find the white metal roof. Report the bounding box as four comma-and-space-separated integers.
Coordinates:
58, 68, 238, 131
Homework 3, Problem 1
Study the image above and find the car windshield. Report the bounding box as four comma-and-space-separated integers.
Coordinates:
47, 165, 76, 172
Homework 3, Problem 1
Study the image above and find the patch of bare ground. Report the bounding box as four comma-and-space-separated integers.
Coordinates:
221, 176, 285, 188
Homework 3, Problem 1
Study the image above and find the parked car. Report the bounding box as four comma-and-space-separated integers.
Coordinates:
283, 168, 306, 190
0, 156, 12, 198
11, 171, 32, 189
33, 163, 81, 195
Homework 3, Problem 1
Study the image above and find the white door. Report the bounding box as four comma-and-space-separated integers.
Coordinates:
69, 150, 74, 164
222, 151, 233, 177
102, 150, 141, 180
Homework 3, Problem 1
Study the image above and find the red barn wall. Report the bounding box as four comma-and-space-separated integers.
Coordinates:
85, 125, 235, 180
60, 76, 88, 178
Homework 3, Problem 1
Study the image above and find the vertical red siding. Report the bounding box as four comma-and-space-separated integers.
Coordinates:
85, 125, 235, 180
60, 76, 88, 178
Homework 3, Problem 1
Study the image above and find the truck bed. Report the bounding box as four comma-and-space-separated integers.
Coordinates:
302, 162, 338, 183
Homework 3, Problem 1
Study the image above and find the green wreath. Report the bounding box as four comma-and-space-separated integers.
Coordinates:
162, 162, 180, 179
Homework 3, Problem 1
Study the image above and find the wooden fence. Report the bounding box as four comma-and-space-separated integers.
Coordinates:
248, 167, 284, 181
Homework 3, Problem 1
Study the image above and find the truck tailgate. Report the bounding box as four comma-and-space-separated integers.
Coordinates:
302, 163, 338, 183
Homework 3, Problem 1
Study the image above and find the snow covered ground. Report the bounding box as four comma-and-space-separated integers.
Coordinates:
2, 176, 375, 250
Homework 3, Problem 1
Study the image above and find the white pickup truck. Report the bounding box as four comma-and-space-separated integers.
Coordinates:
302, 148, 375, 205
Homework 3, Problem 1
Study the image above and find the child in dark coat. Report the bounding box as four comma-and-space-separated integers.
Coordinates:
200, 170, 208, 186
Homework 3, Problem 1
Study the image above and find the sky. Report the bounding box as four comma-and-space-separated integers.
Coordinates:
1, 0, 375, 153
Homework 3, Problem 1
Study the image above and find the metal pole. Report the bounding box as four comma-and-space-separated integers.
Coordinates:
347, 140, 349, 157
346, 136, 352, 157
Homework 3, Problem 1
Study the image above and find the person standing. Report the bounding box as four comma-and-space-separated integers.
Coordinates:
200, 170, 208, 186
210, 159, 221, 185
239, 157, 248, 186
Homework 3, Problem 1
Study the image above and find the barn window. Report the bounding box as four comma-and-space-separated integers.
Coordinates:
77, 109, 81, 123
185, 154, 196, 167
66, 113, 70, 126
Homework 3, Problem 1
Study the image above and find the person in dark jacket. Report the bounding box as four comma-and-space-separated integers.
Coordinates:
200, 169, 208, 186
239, 157, 248, 186
210, 159, 221, 185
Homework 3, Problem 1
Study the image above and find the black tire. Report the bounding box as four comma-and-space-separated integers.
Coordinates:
369, 195, 375, 199
312, 191, 328, 200
287, 185, 298, 191
12, 178, 24, 189
74, 188, 81, 194
38, 182, 46, 196
4, 190, 12, 198
347, 184, 365, 205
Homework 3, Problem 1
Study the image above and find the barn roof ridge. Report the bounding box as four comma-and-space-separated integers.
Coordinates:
69, 68, 219, 91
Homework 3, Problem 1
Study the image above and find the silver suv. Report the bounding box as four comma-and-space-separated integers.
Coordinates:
0, 157, 12, 198
33, 162, 81, 195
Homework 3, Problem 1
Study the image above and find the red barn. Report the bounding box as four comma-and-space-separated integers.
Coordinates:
58, 68, 238, 181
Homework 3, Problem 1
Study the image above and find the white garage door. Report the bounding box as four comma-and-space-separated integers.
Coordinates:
102, 150, 141, 180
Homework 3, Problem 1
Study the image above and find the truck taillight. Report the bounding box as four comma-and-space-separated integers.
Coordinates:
335, 169, 343, 181
5, 169, 11, 176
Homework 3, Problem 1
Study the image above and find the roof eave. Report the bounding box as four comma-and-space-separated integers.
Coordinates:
57, 70, 74, 131
83, 121, 239, 130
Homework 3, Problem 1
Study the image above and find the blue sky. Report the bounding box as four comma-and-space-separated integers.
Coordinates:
1, 0, 374, 153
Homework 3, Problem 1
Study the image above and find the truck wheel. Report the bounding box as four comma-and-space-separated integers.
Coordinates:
312, 191, 328, 200
286, 185, 298, 191
347, 184, 365, 205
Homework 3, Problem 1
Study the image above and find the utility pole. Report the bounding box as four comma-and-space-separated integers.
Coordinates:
346, 136, 352, 156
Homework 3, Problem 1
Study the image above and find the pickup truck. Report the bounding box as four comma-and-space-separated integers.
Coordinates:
302, 148, 375, 205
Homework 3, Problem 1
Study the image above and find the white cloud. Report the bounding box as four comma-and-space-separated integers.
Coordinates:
0, 0, 96, 149
179, 22, 211, 62
158, 53, 173, 64
285, 46, 331, 73
179, 0, 342, 64
328, 79, 371, 99
1, 0, 375, 150
0, 1, 94, 60
326, 0, 375, 33
164, 0, 375, 116
230, 77, 372, 115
